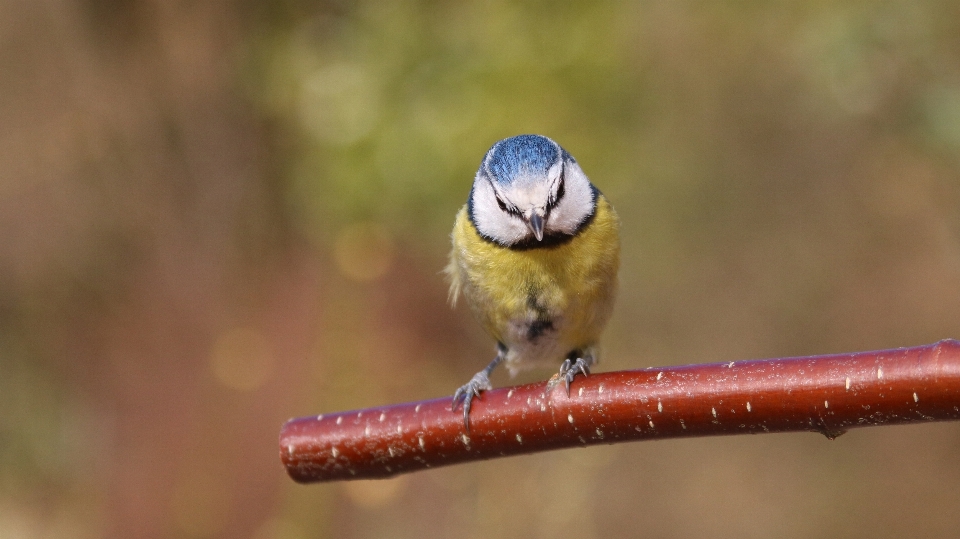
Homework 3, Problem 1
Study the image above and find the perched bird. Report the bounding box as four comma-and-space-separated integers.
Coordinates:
446, 134, 620, 428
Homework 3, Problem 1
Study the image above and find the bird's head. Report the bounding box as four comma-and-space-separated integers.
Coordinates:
468, 134, 596, 247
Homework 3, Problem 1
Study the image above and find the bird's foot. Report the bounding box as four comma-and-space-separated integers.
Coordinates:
559, 355, 594, 396
452, 371, 493, 431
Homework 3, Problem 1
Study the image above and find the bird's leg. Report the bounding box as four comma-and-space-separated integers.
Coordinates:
559, 350, 595, 396
452, 344, 506, 430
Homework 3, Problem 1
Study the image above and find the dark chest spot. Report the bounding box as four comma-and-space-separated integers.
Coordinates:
525, 290, 555, 342
526, 318, 555, 341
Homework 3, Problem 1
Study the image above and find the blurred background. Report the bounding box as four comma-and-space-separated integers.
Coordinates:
2, 1, 960, 537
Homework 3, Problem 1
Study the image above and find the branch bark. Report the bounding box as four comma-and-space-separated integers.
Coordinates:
280, 339, 960, 483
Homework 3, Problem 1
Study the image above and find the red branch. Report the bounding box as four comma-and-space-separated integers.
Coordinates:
280, 339, 960, 483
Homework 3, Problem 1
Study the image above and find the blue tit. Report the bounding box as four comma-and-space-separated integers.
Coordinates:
447, 134, 620, 428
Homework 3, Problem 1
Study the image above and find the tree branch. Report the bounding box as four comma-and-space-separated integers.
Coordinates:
280, 339, 960, 483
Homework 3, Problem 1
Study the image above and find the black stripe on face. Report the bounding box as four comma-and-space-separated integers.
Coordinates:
489, 179, 525, 220
546, 163, 566, 211
470, 187, 600, 251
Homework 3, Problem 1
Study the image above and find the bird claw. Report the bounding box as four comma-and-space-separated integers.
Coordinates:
452, 371, 492, 431
559, 356, 593, 396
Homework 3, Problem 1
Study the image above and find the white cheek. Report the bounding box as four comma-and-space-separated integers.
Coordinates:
471, 181, 528, 244
474, 203, 525, 242
546, 165, 594, 234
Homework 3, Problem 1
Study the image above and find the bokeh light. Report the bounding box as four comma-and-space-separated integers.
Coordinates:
2, 1, 960, 538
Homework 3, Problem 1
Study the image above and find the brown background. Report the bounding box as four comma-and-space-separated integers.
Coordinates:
2, 1, 960, 538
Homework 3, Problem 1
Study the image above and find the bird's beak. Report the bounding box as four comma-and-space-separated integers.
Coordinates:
527, 214, 544, 241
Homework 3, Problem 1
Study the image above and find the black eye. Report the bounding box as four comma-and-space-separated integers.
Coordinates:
496, 195, 508, 212
548, 170, 565, 209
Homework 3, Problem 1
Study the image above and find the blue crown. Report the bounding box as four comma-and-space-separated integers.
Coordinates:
484, 135, 563, 185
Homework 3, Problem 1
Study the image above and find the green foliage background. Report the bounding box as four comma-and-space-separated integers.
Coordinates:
2, 1, 960, 538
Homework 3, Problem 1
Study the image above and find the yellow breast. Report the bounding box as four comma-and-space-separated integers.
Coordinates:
447, 195, 620, 370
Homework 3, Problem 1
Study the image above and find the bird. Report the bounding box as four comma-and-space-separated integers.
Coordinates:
446, 134, 620, 429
